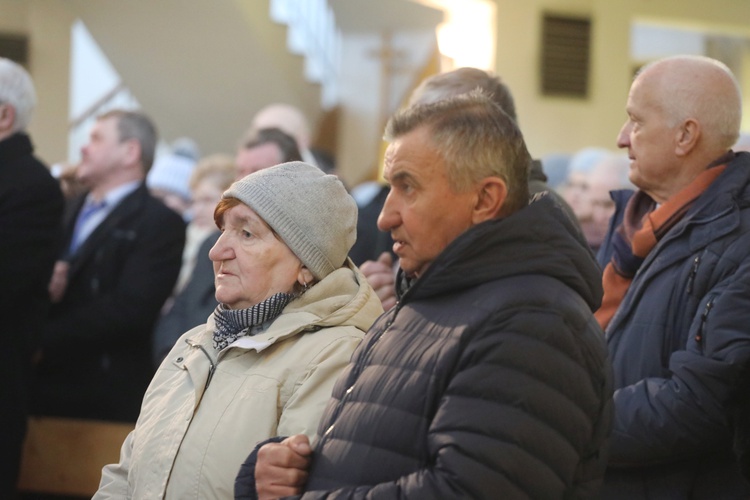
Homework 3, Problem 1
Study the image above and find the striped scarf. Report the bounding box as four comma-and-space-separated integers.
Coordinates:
595, 159, 730, 330
212, 292, 295, 350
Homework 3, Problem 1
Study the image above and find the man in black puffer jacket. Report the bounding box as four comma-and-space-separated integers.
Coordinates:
241, 90, 613, 499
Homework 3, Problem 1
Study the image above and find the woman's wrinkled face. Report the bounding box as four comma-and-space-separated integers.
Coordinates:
209, 203, 302, 310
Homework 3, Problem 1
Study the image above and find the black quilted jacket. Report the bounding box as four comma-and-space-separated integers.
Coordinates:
238, 195, 613, 499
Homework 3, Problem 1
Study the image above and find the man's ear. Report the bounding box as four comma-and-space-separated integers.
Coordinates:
0, 103, 16, 132
121, 138, 143, 169
675, 118, 700, 156
472, 177, 507, 224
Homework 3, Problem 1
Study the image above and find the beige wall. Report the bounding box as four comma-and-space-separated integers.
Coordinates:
0, 0, 73, 165
495, 0, 750, 157
27, 0, 74, 165
5, 0, 750, 170
0, 0, 27, 32
1, 0, 321, 170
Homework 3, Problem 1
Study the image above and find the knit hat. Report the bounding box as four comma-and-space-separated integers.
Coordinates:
568, 147, 610, 175
223, 161, 357, 280
146, 152, 197, 201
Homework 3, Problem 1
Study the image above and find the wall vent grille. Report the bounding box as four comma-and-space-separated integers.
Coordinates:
541, 14, 590, 98
0, 33, 29, 65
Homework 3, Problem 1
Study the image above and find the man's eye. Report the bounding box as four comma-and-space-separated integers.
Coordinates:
242, 230, 253, 238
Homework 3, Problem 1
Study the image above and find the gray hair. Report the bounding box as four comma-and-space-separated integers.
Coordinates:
409, 67, 518, 123
0, 58, 36, 133
98, 109, 158, 172
386, 90, 531, 216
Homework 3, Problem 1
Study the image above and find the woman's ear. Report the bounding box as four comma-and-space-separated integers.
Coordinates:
298, 266, 314, 286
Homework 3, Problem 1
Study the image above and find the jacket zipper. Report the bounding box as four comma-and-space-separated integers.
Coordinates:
322, 303, 401, 440
350, 302, 400, 381
694, 296, 715, 350
186, 339, 217, 389
686, 255, 701, 295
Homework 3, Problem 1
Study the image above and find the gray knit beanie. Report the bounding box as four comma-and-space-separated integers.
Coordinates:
223, 161, 357, 280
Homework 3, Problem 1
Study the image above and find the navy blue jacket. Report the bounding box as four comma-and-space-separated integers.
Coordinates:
595, 189, 635, 270
601, 152, 750, 498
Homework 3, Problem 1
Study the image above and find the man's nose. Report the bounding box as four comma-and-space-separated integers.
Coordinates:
616, 122, 631, 149
377, 191, 398, 232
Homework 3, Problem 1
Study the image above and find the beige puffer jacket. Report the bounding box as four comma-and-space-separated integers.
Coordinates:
94, 261, 383, 499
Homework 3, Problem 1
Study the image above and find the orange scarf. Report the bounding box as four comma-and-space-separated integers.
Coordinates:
596, 162, 728, 330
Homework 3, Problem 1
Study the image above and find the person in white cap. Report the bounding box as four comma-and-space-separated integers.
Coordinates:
146, 138, 199, 220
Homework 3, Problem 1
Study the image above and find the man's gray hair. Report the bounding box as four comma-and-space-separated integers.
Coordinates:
385, 90, 531, 216
0, 58, 36, 133
409, 67, 518, 123
99, 109, 158, 172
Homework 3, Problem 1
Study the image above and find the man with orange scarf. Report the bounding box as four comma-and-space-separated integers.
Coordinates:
597, 55, 750, 498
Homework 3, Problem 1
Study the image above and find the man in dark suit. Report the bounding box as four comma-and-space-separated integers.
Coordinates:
32, 109, 186, 423
0, 57, 65, 499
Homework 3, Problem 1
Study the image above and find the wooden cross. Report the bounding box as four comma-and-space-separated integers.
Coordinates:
368, 30, 408, 137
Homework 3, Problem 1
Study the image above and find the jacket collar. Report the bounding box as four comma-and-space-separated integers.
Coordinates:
0, 132, 33, 164
186, 260, 383, 355
635, 152, 750, 273
605, 152, 750, 334
66, 183, 149, 277
398, 194, 602, 311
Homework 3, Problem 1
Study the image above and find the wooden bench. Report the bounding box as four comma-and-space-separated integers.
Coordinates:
17, 416, 134, 497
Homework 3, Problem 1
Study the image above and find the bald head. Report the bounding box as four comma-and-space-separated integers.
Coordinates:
636, 55, 741, 152
249, 103, 311, 150
617, 55, 742, 203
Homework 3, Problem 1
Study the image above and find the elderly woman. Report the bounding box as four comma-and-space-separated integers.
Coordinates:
94, 162, 383, 499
